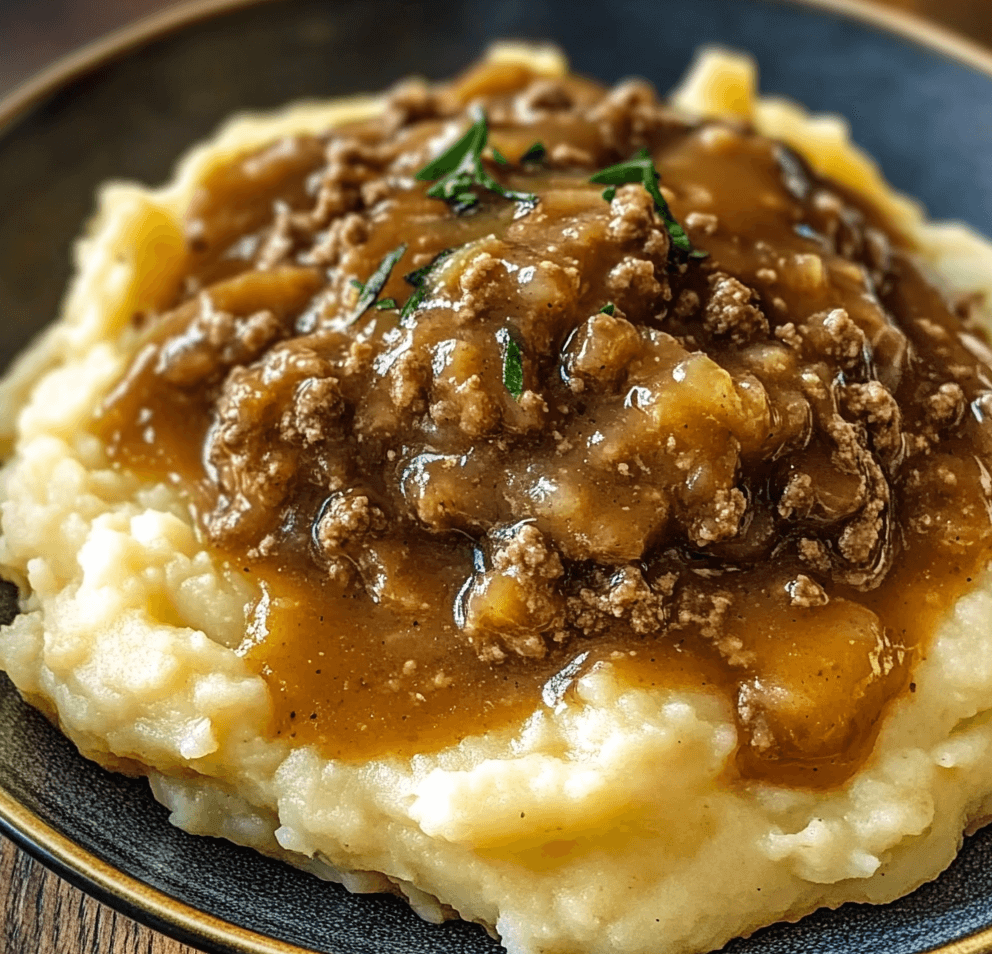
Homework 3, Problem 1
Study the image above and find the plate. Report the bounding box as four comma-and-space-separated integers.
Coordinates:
1, 1, 992, 951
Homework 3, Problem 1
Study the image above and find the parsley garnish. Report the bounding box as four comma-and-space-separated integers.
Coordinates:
520, 142, 547, 164
346, 244, 406, 324
491, 146, 509, 165
497, 328, 524, 400
399, 247, 458, 322
601, 186, 617, 202
589, 148, 707, 260
415, 107, 538, 215
403, 248, 456, 289
400, 287, 427, 322
374, 298, 397, 310
599, 302, 615, 315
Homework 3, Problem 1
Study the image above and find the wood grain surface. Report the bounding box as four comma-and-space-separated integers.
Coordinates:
0, 0, 990, 953
0, 835, 199, 953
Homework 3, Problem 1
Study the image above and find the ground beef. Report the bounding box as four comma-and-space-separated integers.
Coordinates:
566, 565, 674, 637
703, 273, 769, 345
98, 58, 992, 777
462, 523, 565, 661
786, 574, 830, 607
315, 491, 386, 553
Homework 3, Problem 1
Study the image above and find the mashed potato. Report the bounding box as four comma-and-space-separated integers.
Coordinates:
2, 45, 992, 954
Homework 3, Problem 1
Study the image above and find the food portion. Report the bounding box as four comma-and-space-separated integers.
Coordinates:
94, 45, 992, 788
2, 43, 992, 954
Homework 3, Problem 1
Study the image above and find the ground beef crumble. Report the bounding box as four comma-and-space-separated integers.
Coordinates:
703, 273, 769, 345
98, 56, 992, 777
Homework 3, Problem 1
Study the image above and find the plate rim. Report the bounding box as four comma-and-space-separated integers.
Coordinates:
2, 0, 992, 137
0, 766, 311, 954
2, 0, 992, 952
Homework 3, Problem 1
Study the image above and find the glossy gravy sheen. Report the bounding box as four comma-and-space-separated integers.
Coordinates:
96, 60, 992, 787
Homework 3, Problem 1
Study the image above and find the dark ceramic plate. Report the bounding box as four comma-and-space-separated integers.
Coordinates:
2, 0, 992, 952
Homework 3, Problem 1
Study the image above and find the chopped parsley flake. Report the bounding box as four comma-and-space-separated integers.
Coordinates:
520, 141, 547, 164
415, 107, 538, 215
403, 248, 456, 289
400, 247, 458, 322
599, 302, 615, 315
590, 148, 707, 260
346, 244, 407, 324
498, 328, 524, 400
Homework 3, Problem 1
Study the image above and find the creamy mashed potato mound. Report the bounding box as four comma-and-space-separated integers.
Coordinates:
2, 46, 992, 954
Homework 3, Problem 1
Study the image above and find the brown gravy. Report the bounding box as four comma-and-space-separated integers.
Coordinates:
94, 60, 992, 787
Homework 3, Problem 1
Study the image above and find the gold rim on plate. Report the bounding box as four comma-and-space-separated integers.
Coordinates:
1, 1, 991, 951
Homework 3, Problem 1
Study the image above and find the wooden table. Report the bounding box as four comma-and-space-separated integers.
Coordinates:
0, 835, 196, 953
0, 0, 990, 952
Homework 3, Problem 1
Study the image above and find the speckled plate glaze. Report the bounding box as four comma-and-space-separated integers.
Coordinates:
1, 1, 992, 952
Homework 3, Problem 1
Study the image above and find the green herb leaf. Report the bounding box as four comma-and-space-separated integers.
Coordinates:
599, 302, 615, 315
473, 164, 539, 213
589, 147, 706, 261
400, 247, 458, 322
415, 115, 488, 182
601, 186, 617, 202
375, 298, 397, 310
426, 175, 471, 202
498, 328, 524, 400
520, 141, 547, 164
415, 107, 538, 215
491, 146, 509, 165
403, 247, 457, 288
399, 285, 426, 322
452, 191, 480, 214
346, 244, 407, 325
349, 278, 365, 291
